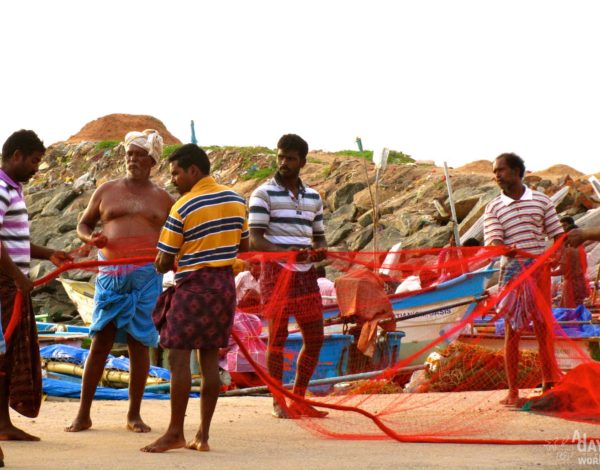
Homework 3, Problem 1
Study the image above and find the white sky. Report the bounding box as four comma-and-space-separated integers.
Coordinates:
1, 0, 599, 174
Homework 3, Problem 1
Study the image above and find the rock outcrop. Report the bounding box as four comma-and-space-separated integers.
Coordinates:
19, 115, 600, 322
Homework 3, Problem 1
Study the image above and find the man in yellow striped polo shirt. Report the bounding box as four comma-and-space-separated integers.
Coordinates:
142, 144, 249, 454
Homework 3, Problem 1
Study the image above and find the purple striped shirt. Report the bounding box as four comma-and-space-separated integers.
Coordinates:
484, 186, 563, 256
0, 169, 31, 274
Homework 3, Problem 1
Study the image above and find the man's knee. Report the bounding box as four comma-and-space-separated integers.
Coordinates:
168, 349, 191, 372
268, 327, 289, 348
90, 337, 114, 356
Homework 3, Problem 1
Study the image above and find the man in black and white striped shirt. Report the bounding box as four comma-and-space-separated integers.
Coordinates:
249, 134, 328, 418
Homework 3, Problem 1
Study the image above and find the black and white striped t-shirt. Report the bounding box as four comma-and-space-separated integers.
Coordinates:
248, 176, 324, 271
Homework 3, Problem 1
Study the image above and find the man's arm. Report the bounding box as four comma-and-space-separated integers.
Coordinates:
0, 241, 33, 294
77, 186, 107, 247
30, 243, 73, 266
239, 237, 250, 253
249, 227, 284, 252
154, 251, 175, 274
313, 234, 327, 250
567, 227, 600, 247
310, 234, 328, 262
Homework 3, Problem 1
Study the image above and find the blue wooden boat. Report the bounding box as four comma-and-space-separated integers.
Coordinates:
36, 322, 90, 348
319, 268, 496, 365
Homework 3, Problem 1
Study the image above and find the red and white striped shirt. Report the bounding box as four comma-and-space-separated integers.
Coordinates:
484, 186, 563, 255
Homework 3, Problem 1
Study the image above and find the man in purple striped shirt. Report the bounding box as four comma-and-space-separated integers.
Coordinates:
484, 153, 563, 406
0, 130, 71, 441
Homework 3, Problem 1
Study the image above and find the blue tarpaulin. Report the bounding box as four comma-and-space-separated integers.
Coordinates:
40, 344, 171, 380
40, 344, 179, 400
42, 377, 170, 400
495, 305, 600, 337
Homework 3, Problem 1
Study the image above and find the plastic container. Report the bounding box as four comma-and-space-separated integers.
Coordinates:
282, 333, 353, 393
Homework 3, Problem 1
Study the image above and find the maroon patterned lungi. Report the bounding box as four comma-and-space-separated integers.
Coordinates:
0, 272, 42, 418
153, 266, 236, 350
259, 262, 322, 322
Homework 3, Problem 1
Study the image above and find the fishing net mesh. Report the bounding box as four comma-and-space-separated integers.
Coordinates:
13, 235, 600, 444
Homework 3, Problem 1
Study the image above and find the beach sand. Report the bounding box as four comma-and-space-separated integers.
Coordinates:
3, 393, 599, 469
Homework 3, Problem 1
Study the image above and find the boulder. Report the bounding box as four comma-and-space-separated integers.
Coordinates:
329, 182, 366, 211
357, 210, 374, 227
41, 189, 81, 216
452, 195, 481, 222
402, 224, 454, 249
348, 226, 373, 251
385, 212, 424, 238
363, 227, 403, 252
327, 223, 354, 247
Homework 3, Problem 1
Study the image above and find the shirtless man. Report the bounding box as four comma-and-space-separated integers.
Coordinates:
66, 130, 173, 433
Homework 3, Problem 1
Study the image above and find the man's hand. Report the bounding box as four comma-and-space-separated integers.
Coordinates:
504, 245, 518, 258
292, 247, 310, 263
566, 228, 585, 247
49, 250, 74, 267
309, 247, 328, 263
90, 231, 108, 248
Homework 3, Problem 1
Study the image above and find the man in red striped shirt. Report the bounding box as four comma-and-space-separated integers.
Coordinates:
484, 153, 563, 406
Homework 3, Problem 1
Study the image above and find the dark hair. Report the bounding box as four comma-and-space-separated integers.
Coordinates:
462, 238, 481, 247
560, 216, 577, 231
496, 152, 525, 178
2, 129, 45, 162
560, 216, 575, 226
315, 265, 327, 278
277, 134, 308, 159
169, 144, 210, 174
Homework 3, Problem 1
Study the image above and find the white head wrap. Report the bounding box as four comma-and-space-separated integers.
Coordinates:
123, 129, 163, 162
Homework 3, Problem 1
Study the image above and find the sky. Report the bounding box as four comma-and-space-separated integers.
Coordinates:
1, 0, 599, 174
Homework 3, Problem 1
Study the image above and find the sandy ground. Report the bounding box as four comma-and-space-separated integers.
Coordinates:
3, 393, 600, 470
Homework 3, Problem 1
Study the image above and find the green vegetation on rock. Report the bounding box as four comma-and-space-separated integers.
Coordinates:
94, 140, 120, 151
162, 144, 183, 159
240, 166, 276, 181
335, 149, 414, 165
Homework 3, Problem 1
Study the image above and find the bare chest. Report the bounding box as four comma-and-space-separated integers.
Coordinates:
100, 190, 168, 225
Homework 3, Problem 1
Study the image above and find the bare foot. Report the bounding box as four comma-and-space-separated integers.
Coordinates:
127, 417, 151, 433
64, 416, 92, 433
0, 424, 40, 441
140, 433, 186, 453
288, 402, 328, 418
499, 391, 520, 406
186, 433, 210, 452
271, 402, 292, 419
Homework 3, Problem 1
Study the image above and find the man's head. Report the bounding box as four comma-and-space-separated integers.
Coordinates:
168, 144, 210, 195
123, 129, 162, 178
560, 216, 577, 232
462, 237, 481, 247
1, 129, 46, 183
493, 153, 525, 193
276, 134, 308, 180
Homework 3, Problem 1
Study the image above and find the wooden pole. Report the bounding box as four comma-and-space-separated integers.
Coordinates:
223, 364, 427, 396
443, 162, 461, 247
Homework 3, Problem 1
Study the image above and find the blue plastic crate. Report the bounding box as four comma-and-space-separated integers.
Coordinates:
282, 333, 353, 391
372, 331, 406, 369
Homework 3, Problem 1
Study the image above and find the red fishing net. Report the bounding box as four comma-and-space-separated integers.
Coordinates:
12, 235, 600, 444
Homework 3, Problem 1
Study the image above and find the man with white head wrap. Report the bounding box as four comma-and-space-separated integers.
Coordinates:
66, 129, 174, 434
124, 129, 164, 163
